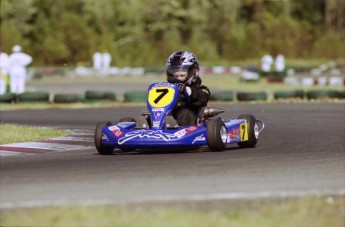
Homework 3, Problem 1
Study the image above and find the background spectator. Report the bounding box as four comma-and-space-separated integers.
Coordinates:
9, 45, 33, 94
0, 47, 10, 94
92, 52, 102, 71
261, 54, 273, 72
275, 54, 285, 72
102, 52, 112, 74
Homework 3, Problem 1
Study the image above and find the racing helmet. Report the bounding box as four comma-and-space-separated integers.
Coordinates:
166, 50, 200, 85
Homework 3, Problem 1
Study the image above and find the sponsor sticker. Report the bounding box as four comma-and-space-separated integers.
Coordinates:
192, 134, 206, 144
152, 121, 160, 128
227, 128, 240, 142
109, 125, 124, 138
186, 126, 197, 133
152, 108, 165, 112
174, 129, 186, 138
240, 123, 248, 141
148, 86, 175, 108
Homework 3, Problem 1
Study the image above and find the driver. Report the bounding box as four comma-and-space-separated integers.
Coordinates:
166, 50, 210, 126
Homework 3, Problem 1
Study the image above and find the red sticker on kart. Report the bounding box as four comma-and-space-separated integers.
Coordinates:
109, 126, 124, 138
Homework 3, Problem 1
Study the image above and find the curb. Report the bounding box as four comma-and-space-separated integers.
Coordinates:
0, 131, 94, 156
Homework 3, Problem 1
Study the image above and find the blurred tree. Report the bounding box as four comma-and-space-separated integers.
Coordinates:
0, 0, 343, 66
0, 0, 35, 52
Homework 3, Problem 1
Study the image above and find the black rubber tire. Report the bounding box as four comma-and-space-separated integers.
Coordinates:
210, 91, 234, 101
306, 90, 339, 100
294, 90, 305, 99
273, 90, 305, 100
17, 92, 50, 102
85, 91, 116, 101
0, 93, 15, 103
338, 90, 345, 99
123, 91, 147, 102
237, 92, 267, 101
53, 94, 83, 103
237, 114, 257, 148
94, 121, 114, 155
207, 117, 227, 151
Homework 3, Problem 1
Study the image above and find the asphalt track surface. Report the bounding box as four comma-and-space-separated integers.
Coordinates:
0, 102, 344, 208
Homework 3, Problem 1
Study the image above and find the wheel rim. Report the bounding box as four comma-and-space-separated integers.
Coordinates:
220, 125, 227, 143
254, 122, 259, 139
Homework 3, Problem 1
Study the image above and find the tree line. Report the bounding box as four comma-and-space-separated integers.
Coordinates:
1, 0, 344, 67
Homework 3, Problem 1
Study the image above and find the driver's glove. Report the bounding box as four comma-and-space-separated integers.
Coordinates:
178, 83, 192, 96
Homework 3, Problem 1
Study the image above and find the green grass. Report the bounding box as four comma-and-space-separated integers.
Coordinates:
1, 196, 343, 227
0, 123, 68, 144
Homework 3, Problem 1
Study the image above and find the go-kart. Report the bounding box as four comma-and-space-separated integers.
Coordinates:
95, 82, 264, 154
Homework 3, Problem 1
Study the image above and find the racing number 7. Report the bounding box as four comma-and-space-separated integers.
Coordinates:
241, 124, 246, 140
154, 88, 169, 104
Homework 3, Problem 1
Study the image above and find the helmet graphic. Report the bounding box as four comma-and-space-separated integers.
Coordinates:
166, 51, 200, 85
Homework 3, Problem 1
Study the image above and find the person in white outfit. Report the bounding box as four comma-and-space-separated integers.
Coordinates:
102, 52, 112, 73
275, 54, 285, 72
0, 47, 10, 94
261, 54, 273, 72
9, 45, 32, 94
92, 52, 102, 71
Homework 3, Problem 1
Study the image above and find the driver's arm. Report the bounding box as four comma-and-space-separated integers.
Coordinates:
190, 85, 210, 107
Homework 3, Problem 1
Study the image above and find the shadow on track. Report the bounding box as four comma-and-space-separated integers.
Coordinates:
92, 146, 241, 156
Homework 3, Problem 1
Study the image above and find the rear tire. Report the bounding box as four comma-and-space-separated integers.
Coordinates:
207, 117, 227, 151
94, 121, 114, 155
237, 114, 257, 148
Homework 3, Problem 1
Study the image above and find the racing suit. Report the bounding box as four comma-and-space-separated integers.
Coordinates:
172, 77, 210, 126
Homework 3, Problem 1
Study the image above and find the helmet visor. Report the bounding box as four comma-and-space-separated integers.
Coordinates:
167, 65, 190, 77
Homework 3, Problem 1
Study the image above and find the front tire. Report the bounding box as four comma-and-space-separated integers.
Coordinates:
207, 117, 227, 151
237, 114, 258, 148
94, 121, 114, 155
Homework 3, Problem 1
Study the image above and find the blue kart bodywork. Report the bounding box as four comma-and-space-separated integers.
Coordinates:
95, 82, 264, 153
101, 119, 247, 149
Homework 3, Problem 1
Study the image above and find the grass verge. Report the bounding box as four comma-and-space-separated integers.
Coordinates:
0, 123, 68, 145
1, 196, 343, 227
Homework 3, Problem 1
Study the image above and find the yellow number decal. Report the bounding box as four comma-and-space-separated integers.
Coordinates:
148, 87, 175, 108
240, 123, 248, 141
